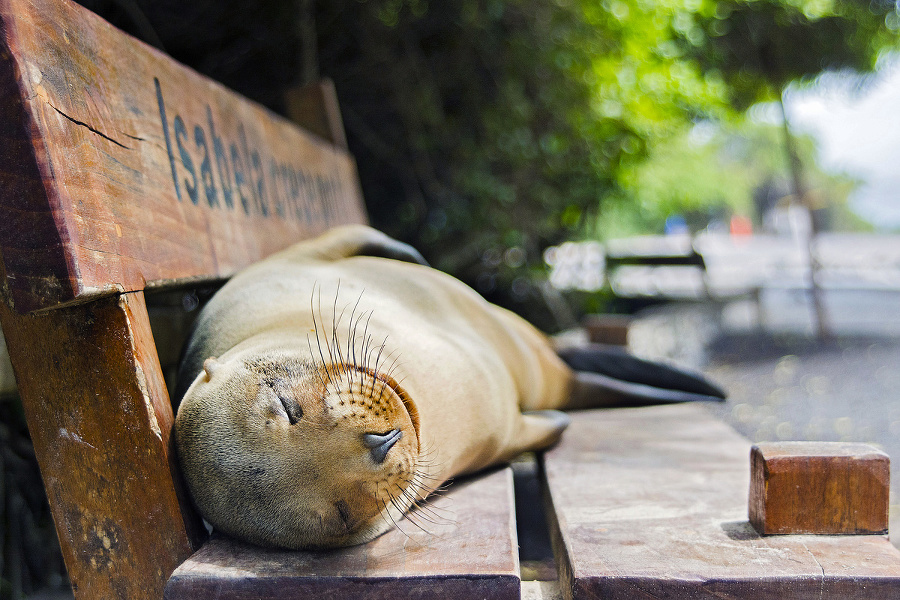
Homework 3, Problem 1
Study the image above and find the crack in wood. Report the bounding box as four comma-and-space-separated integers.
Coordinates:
801, 541, 826, 600
48, 102, 131, 149
118, 130, 146, 142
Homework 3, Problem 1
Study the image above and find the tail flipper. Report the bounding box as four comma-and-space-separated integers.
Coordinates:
557, 344, 727, 409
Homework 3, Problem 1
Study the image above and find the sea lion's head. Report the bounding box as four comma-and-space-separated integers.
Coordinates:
174, 343, 421, 549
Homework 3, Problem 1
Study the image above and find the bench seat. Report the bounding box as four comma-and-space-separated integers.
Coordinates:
166, 468, 519, 600
542, 404, 900, 599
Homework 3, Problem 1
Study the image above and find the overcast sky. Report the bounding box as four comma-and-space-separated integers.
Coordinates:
781, 57, 900, 230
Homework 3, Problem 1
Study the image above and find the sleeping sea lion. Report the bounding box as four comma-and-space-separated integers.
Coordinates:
173, 225, 725, 550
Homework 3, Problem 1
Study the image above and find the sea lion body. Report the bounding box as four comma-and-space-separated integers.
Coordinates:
175, 226, 574, 549
175, 225, 724, 549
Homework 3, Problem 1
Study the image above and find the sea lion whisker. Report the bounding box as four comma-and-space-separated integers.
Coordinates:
369, 338, 388, 397
414, 499, 456, 521
306, 335, 331, 393
398, 502, 436, 535
358, 312, 376, 380
330, 283, 350, 386
412, 442, 442, 464
404, 475, 451, 498
402, 511, 435, 535
397, 467, 448, 497
407, 503, 453, 527
315, 285, 341, 388
361, 333, 378, 393
373, 335, 389, 370
403, 470, 443, 484
346, 293, 364, 388
361, 311, 374, 355
388, 494, 432, 535
413, 474, 453, 496
379, 496, 412, 540
394, 484, 453, 524
378, 354, 403, 399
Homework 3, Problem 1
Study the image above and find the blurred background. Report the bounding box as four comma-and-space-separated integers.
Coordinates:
3, 0, 900, 597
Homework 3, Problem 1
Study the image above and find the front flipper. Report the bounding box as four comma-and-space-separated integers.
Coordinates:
558, 344, 726, 408
496, 410, 571, 462
304, 224, 429, 265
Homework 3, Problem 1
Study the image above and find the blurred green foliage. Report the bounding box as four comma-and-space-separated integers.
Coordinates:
597, 119, 864, 238
315, 1, 896, 325
690, 0, 900, 107
317, 0, 734, 288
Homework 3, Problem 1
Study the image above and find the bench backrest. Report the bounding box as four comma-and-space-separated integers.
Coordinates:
0, 0, 366, 598
0, 0, 365, 313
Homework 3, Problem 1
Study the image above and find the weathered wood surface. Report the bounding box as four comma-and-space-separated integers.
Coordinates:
0, 0, 366, 314
165, 467, 521, 600
0, 291, 206, 600
750, 441, 889, 535
542, 404, 900, 600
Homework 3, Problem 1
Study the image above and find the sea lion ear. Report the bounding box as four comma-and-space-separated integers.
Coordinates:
202, 357, 221, 381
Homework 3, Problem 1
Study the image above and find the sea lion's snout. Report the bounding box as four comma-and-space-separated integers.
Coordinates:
362, 429, 403, 463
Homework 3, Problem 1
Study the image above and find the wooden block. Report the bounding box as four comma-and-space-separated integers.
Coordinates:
581, 314, 631, 346
165, 467, 521, 600
0, 291, 205, 600
0, 0, 366, 314
749, 441, 889, 535
541, 405, 900, 600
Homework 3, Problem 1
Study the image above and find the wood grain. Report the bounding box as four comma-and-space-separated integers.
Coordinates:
0, 291, 205, 600
541, 405, 900, 600
165, 467, 521, 600
0, 0, 366, 314
749, 441, 889, 535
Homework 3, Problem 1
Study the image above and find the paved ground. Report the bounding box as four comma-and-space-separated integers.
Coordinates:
627, 288, 900, 546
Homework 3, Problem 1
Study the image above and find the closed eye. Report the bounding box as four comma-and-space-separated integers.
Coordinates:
272, 389, 303, 425
276, 391, 303, 425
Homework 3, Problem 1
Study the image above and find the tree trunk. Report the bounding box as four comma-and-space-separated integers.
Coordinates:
779, 93, 830, 340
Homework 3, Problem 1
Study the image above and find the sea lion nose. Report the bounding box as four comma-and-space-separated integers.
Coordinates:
362, 429, 403, 464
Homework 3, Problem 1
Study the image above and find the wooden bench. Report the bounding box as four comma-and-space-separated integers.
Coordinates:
604, 236, 762, 313
3, 2, 900, 600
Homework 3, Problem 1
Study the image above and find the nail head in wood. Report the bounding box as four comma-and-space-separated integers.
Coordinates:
749, 441, 889, 535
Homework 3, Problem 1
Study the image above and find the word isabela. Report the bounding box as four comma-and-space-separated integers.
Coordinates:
155, 78, 345, 223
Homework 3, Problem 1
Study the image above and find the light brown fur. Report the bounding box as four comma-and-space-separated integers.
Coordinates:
175, 225, 577, 549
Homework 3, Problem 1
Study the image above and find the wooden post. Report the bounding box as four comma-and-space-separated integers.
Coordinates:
749, 442, 889, 535
0, 291, 206, 600
581, 314, 632, 346
285, 79, 349, 150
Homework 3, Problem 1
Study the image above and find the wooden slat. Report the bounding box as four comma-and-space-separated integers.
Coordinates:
0, 0, 366, 313
0, 291, 206, 600
165, 467, 521, 600
750, 441, 890, 535
542, 404, 900, 600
